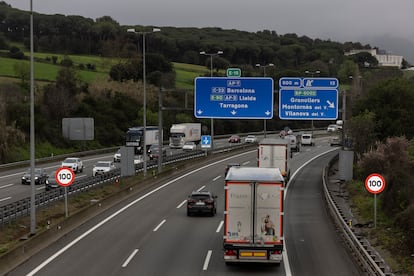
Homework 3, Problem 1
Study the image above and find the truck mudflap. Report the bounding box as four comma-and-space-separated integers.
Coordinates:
223, 244, 283, 263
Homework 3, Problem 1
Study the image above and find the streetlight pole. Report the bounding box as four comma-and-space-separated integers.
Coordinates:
127, 27, 161, 176
29, 0, 36, 236
305, 70, 320, 134
200, 50, 223, 149
256, 63, 274, 138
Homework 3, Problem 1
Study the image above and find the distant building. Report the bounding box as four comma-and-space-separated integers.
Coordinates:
345, 48, 403, 68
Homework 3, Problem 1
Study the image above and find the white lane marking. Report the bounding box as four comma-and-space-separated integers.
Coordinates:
177, 199, 187, 209
213, 175, 221, 182
153, 219, 166, 232
0, 197, 12, 202
197, 185, 206, 192
0, 183, 14, 189
242, 161, 250, 165
26, 150, 255, 276
283, 147, 339, 276
36, 186, 45, 191
216, 221, 224, 233
121, 249, 139, 268
203, 250, 213, 270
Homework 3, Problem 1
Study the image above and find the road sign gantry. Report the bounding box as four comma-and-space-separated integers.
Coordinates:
194, 77, 274, 119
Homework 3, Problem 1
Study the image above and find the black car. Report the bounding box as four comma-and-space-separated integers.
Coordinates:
187, 191, 217, 216
45, 171, 60, 191
21, 168, 48, 185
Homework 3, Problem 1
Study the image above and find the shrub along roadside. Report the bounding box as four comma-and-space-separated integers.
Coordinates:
346, 180, 414, 274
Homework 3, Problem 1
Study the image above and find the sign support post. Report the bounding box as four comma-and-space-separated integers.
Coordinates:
365, 173, 386, 228
56, 167, 75, 218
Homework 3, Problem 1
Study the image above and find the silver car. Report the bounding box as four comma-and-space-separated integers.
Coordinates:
93, 161, 116, 177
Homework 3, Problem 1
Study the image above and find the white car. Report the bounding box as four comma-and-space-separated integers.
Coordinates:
134, 155, 143, 164
244, 135, 258, 143
182, 141, 197, 151
301, 133, 314, 146
61, 157, 84, 173
327, 124, 338, 132
113, 149, 121, 162
92, 161, 116, 176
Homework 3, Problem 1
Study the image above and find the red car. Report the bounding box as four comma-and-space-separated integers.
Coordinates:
228, 135, 241, 143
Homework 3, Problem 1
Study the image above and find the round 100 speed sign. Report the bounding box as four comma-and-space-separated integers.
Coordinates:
365, 173, 386, 194
55, 167, 75, 187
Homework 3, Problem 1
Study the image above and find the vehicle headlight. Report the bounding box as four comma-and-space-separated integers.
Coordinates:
35, 176, 39, 180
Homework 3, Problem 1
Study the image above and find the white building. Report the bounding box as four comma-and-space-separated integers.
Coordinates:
345, 48, 403, 68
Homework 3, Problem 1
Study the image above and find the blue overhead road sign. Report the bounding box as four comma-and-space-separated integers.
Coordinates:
194, 77, 274, 119
279, 77, 339, 120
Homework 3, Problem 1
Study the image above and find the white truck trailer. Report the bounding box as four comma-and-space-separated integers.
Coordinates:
169, 123, 201, 148
125, 126, 161, 154
224, 166, 285, 264
258, 138, 291, 181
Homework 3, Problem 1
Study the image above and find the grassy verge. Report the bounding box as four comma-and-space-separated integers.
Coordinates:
346, 180, 414, 274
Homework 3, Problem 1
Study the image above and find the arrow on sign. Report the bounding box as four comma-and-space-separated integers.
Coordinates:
197, 109, 203, 115
265, 110, 271, 116
327, 100, 335, 108
231, 110, 237, 115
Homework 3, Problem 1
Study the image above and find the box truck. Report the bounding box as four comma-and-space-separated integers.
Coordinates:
125, 126, 161, 154
224, 166, 284, 264
169, 123, 201, 148
258, 138, 291, 181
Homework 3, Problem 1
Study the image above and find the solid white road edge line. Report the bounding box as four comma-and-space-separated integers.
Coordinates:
0, 197, 12, 202
203, 250, 213, 270
26, 150, 255, 276
121, 249, 139, 268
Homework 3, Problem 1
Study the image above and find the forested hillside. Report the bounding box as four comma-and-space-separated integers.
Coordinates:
0, 1, 413, 164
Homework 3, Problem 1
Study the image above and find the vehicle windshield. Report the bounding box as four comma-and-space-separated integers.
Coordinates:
171, 133, 185, 138
184, 142, 194, 145
63, 158, 76, 163
96, 162, 110, 167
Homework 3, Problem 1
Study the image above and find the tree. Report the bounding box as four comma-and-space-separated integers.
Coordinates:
13, 61, 30, 87
354, 78, 414, 140
347, 110, 377, 159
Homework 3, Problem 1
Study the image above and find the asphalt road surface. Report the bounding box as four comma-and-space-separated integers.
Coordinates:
7, 137, 362, 275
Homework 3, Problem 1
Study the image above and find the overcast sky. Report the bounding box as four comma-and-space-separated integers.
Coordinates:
5, 0, 414, 60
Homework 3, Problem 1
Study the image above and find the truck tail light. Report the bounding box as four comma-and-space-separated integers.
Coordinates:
225, 250, 237, 256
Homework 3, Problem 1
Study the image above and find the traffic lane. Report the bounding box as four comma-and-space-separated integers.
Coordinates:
9, 151, 255, 275
285, 152, 363, 276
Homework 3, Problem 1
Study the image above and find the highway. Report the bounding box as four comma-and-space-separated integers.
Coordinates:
0, 138, 236, 207
7, 136, 363, 275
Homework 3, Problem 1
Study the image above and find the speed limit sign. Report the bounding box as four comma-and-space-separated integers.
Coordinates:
365, 173, 386, 194
55, 167, 75, 187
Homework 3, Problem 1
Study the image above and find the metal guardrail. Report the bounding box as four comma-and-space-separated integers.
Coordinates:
323, 154, 393, 276
0, 142, 253, 225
